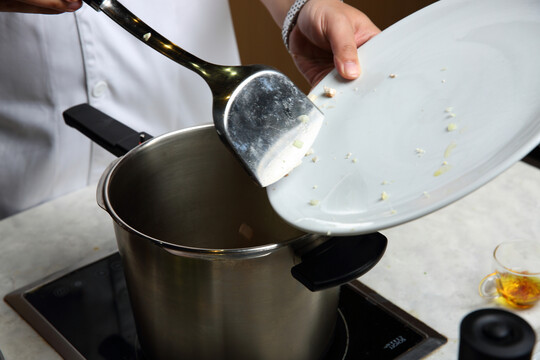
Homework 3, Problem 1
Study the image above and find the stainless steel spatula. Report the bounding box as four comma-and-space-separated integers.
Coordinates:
83, 0, 324, 187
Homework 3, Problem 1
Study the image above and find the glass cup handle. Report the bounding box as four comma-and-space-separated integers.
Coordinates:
479, 272, 499, 298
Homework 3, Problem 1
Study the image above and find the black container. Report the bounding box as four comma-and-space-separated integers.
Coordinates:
459, 309, 536, 360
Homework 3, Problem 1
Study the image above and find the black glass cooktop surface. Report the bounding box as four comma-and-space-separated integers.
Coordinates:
5, 252, 446, 360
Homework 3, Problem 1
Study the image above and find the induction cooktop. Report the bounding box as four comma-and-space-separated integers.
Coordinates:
5, 251, 446, 359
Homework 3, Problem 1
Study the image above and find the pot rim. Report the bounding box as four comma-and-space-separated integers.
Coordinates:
97, 125, 311, 259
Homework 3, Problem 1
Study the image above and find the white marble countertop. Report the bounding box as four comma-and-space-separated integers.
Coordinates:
0, 161, 539, 359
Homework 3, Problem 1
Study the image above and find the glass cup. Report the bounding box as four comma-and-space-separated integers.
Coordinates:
479, 240, 540, 309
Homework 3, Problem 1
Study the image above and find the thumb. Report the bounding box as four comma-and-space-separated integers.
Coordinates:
325, 18, 361, 80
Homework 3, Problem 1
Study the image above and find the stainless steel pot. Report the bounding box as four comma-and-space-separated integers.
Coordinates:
64, 104, 387, 360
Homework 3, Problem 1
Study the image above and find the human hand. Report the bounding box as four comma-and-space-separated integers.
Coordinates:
0, 0, 82, 14
290, 0, 380, 86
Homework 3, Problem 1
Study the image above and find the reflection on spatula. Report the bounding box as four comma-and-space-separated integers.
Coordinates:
83, 0, 324, 187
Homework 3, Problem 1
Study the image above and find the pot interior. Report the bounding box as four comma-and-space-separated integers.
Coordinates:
105, 125, 305, 249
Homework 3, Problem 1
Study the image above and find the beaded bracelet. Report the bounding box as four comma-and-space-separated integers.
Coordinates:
281, 0, 309, 51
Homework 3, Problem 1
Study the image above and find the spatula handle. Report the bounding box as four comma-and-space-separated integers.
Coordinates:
82, 0, 215, 80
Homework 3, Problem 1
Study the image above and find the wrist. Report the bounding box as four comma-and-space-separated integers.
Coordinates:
281, 0, 343, 51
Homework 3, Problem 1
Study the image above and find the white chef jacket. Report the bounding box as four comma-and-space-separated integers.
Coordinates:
0, 0, 240, 219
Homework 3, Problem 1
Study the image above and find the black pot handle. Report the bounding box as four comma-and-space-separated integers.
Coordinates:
63, 103, 153, 157
291, 232, 387, 292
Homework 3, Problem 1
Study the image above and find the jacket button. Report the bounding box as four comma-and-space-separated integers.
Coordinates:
92, 80, 109, 98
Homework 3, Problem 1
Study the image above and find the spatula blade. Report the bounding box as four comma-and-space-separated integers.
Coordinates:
218, 69, 324, 187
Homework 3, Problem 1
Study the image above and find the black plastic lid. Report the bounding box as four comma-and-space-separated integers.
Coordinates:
459, 309, 536, 360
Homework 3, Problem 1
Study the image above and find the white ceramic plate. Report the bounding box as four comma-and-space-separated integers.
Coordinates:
267, 0, 540, 235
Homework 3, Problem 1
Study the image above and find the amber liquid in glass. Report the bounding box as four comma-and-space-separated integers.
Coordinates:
496, 272, 540, 308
